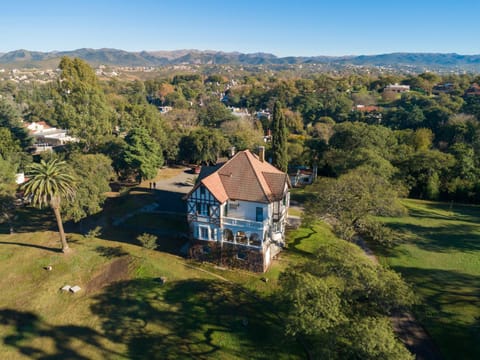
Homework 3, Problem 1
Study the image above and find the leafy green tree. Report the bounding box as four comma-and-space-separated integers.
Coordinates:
55, 57, 114, 150
123, 127, 163, 181
62, 154, 114, 223
220, 118, 264, 151
325, 122, 397, 178
401, 149, 455, 199
178, 128, 229, 165
271, 101, 288, 171
198, 100, 235, 127
22, 159, 76, 252
304, 167, 404, 241
0, 127, 22, 159
0, 98, 31, 149
0, 156, 17, 231
279, 240, 414, 359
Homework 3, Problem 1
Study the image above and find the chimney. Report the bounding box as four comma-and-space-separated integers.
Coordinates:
258, 146, 265, 162
229, 146, 236, 158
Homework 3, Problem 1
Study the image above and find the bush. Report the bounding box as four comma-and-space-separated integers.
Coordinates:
85, 226, 103, 239
357, 219, 396, 247
137, 232, 158, 250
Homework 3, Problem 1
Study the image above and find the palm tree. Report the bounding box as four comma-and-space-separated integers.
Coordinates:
23, 159, 76, 253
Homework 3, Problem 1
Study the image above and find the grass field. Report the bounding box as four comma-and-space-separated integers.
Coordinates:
379, 199, 480, 360
0, 191, 327, 360
0, 224, 307, 359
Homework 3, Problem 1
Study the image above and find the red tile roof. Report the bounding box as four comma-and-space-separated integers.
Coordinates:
189, 150, 289, 204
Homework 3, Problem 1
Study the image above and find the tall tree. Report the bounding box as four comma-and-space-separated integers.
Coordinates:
0, 98, 32, 149
55, 57, 114, 150
271, 101, 288, 171
22, 159, 76, 252
62, 154, 114, 223
123, 127, 163, 181
304, 167, 405, 241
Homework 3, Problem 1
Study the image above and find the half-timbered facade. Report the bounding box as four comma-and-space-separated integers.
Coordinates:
186, 149, 290, 272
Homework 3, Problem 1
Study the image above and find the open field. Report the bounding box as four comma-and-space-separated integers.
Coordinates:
379, 199, 480, 360
0, 224, 305, 359
0, 167, 309, 359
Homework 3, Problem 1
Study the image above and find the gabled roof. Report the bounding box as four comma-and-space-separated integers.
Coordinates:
188, 150, 289, 204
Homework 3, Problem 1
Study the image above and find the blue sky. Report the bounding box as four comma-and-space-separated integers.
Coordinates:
0, 0, 478, 56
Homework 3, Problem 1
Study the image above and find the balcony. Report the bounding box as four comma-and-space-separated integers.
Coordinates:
222, 217, 267, 231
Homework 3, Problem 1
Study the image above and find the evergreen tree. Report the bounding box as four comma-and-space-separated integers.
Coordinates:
123, 127, 163, 181
55, 57, 114, 150
271, 101, 288, 171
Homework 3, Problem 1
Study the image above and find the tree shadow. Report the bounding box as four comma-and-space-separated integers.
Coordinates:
95, 245, 129, 259
9, 207, 55, 234
0, 309, 120, 359
391, 266, 480, 360
0, 241, 61, 253
91, 278, 301, 359
408, 202, 480, 224
386, 222, 480, 253
287, 227, 318, 258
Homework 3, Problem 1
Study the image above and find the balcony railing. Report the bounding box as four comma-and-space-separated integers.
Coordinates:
222, 217, 267, 231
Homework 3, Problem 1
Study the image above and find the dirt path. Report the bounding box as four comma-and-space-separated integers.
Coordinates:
85, 256, 133, 294
354, 236, 443, 360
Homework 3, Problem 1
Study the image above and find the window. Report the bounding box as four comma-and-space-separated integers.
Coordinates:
229, 201, 239, 210
199, 226, 209, 240
256, 207, 263, 222
223, 204, 228, 217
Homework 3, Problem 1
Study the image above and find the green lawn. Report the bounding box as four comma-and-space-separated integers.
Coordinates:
0, 208, 305, 359
379, 199, 480, 360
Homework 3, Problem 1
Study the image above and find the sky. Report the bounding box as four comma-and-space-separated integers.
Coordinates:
0, 0, 479, 56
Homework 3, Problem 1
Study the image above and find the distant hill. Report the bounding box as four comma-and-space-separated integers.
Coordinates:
1, 48, 480, 72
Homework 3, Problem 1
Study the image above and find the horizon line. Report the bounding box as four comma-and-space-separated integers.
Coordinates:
1, 48, 480, 58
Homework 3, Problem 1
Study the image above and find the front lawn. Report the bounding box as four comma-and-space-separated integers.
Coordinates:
379, 199, 480, 360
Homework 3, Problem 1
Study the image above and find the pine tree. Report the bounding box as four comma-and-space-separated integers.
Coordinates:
271, 101, 288, 172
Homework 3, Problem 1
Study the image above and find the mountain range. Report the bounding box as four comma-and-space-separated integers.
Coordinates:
1, 48, 480, 72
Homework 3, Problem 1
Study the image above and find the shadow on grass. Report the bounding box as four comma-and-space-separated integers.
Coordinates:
95, 245, 129, 259
0, 241, 61, 253
385, 222, 480, 253
392, 266, 480, 360
10, 207, 55, 234
287, 227, 318, 258
0, 309, 121, 359
407, 202, 480, 224
91, 278, 301, 359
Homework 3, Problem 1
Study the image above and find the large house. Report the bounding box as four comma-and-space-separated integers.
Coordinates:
24, 121, 77, 153
186, 148, 290, 272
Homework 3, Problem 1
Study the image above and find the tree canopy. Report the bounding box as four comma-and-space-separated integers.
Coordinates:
123, 127, 163, 181
279, 240, 414, 359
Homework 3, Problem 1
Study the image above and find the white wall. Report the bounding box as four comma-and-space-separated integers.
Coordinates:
225, 200, 267, 222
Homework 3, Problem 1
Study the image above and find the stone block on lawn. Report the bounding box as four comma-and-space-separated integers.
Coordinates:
61, 285, 71, 291
70, 285, 81, 293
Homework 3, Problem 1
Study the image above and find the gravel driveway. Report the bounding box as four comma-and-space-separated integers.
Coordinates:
151, 168, 195, 213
